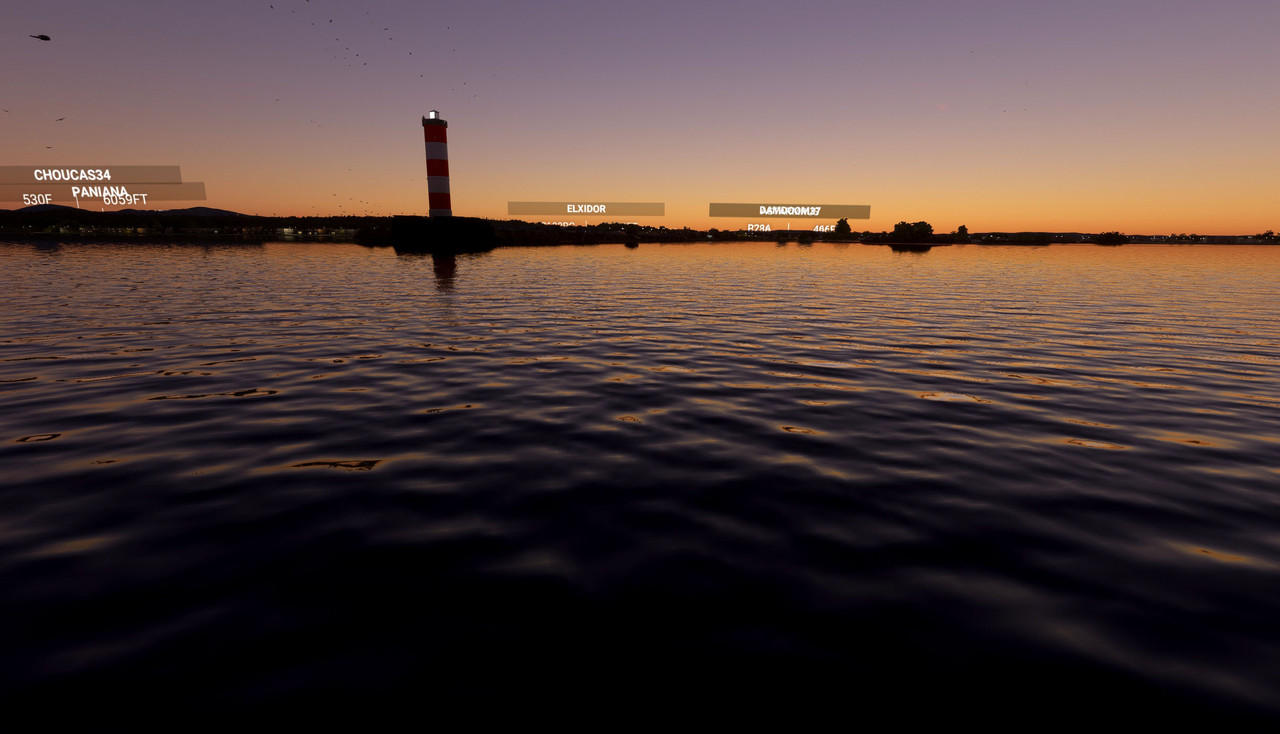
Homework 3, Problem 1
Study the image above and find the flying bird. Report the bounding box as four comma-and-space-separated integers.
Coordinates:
30, 34, 51, 41
54, 117, 65, 121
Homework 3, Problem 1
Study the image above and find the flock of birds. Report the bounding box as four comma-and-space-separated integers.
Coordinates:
262, 2, 486, 216
21, 35, 55, 147
16, 2, 491, 216
262, 4, 485, 100
19, 32, 117, 149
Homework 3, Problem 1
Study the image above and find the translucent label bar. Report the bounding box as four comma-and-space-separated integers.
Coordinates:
709, 203, 871, 218
0, 182, 207, 203
508, 202, 665, 216
0, 166, 184, 184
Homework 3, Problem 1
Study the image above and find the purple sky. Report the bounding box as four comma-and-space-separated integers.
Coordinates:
3, 0, 1277, 231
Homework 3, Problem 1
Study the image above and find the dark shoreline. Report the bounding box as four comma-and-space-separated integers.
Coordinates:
5, 234, 1278, 251
1, 208, 1274, 249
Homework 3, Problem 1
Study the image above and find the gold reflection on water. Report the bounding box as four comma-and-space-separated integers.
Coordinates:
71, 371, 155, 384
997, 372, 1087, 387
1065, 419, 1118, 428
506, 356, 571, 365
28, 534, 119, 558
893, 368, 991, 383
1065, 438, 1129, 450
1086, 376, 1191, 391
1227, 393, 1280, 407
1177, 545, 1270, 567
1149, 433, 1226, 448
918, 392, 990, 403
792, 383, 863, 391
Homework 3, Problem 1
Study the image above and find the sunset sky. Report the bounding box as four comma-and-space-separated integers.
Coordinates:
3, 0, 1277, 233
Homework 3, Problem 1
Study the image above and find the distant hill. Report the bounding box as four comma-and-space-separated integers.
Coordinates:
10, 204, 248, 217
14, 204, 80, 213
117, 207, 248, 217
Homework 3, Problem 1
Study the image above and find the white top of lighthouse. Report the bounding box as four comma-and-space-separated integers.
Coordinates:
427, 110, 440, 119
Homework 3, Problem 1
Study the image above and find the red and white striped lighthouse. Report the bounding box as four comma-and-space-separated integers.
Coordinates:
423, 110, 451, 217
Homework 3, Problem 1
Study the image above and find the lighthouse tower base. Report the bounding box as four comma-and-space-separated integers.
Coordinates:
385, 215, 497, 253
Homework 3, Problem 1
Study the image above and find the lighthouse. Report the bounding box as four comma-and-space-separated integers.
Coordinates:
423, 110, 451, 217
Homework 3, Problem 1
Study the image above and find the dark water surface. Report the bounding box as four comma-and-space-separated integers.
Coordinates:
2, 241, 1278, 720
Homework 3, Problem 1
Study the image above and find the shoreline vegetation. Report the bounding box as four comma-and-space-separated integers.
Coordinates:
0, 206, 1274, 252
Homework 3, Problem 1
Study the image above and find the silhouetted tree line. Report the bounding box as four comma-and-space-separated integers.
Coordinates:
856, 221, 969, 244
862, 221, 931, 243
0, 208, 370, 236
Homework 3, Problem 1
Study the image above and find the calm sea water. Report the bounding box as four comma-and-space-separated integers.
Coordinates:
2, 241, 1278, 720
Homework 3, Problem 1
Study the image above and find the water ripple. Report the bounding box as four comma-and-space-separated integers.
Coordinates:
1, 241, 1278, 720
